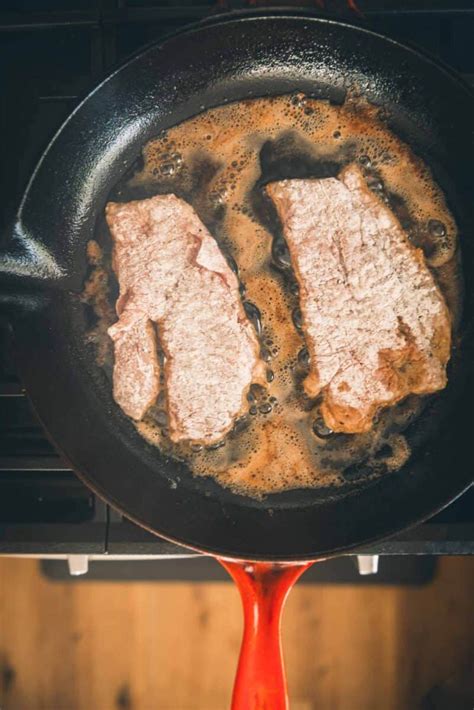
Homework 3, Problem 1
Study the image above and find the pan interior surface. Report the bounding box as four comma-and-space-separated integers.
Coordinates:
12, 14, 474, 559
85, 91, 461, 501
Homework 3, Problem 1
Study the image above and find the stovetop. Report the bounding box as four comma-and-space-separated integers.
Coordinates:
1, 0, 473, 566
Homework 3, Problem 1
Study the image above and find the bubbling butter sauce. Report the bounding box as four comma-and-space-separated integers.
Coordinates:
82, 93, 461, 498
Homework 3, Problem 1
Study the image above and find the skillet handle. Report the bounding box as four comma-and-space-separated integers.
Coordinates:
219, 559, 312, 710
0, 220, 64, 313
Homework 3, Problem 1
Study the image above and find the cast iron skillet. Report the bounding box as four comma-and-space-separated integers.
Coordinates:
1, 11, 473, 561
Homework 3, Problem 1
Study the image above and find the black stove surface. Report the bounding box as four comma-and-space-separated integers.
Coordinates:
0, 0, 473, 558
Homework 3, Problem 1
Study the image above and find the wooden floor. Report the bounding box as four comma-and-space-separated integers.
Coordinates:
0, 556, 473, 710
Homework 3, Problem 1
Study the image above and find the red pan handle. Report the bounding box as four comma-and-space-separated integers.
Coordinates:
219, 559, 313, 710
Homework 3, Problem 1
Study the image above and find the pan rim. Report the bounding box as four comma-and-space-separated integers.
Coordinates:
15, 9, 474, 228
73, 459, 474, 561
26, 378, 473, 562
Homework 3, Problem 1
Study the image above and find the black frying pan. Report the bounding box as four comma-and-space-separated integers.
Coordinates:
1, 11, 473, 561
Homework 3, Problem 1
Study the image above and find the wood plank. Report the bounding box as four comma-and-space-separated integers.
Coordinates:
0, 557, 473, 710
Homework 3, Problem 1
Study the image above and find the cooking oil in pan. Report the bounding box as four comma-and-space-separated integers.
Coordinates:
82, 93, 461, 498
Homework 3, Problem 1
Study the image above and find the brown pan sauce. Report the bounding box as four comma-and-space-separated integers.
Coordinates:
83, 93, 461, 498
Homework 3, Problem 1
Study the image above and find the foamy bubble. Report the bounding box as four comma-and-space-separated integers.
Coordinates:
86, 92, 460, 498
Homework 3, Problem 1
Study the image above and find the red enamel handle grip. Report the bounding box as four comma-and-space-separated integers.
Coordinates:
219, 559, 313, 710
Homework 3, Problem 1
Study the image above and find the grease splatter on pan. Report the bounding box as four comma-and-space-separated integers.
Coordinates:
82, 93, 461, 498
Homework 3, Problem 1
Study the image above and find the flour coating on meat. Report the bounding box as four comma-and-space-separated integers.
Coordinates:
108, 316, 160, 421
106, 194, 265, 444
267, 165, 451, 433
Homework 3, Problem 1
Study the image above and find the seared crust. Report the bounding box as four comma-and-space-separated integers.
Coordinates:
106, 194, 265, 444
108, 316, 160, 421
267, 164, 451, 433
